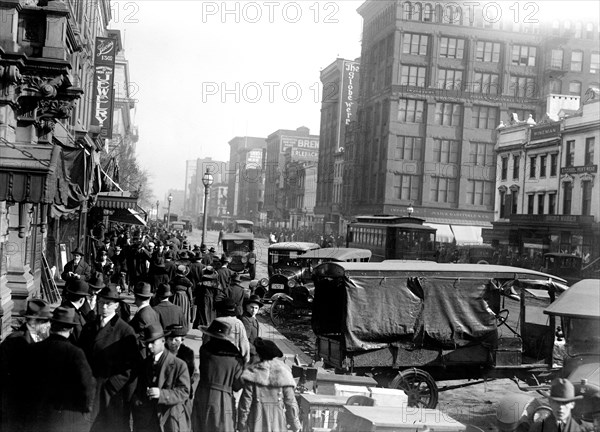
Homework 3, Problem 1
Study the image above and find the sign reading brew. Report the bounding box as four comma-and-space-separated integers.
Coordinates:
338, 60, 360, 150
560, 165, 598, 174
530, 122, 560, 141
91, 37, 117, 139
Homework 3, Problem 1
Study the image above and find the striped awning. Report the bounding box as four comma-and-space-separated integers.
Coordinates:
96, 191, 139, 210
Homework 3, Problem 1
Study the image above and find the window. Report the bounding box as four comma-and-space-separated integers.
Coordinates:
513, 155, 520, 180
511, 191, 519, 214
395, 136, 423, 160
397, 99, 425, 123
501, 157, 508, 180
394, 174, 421, 200
499, 190, 506, 218
512, 45, 537, 66
540, 155, 547, 177
437, 68, 463, 90
563, 184, 572, 215
585, 137, 595, 165
529, 156, 537, 178
510, 76, 536, 98
551, 20, 560, 36
403, 33, 429, 56
538, 194, 545, 215
527, 194, 535, 214
439, 37, 465, 59
423, 3, 434, 22
466, 180, 493, 206
582, 182, 592, 216
403, 2, 421, 21
434, 102, 462, 126
510, 108, 534, 123
550, 153, 558, 176
472, 72, 500, 94
400, 65, 427, 87
442, 4, 462, 24
433, 139, 459, 163
475, 41, 501, 63
550, 49, 563, 69
571, 51, 583, 72
549, 79, 562, 93
575, 22, 583, 38
549, 193, 556, 215
569, 81, 582, 95
591, 53, 600, 73
430, 177, 457, 203
566, 140, 575, 167
586, 22, 595, 39
469, 142, 495, 166
472, 105, 498, 129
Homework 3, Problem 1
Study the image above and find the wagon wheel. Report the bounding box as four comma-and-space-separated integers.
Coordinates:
390, 368, 438, 409
270, 297, 292, 326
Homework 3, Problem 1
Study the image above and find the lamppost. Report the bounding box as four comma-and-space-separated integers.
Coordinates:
167, 193, 173, 229
156, 200, 159, 223
201, 169, 214, 246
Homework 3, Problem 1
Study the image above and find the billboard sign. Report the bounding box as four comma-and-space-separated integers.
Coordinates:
338, 60, 360, 149
281, 136, 319, 162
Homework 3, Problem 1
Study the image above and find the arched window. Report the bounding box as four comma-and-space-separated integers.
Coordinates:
403, 2, 412, 20
564, 20, 571, 33
412, 3, 422, 21
585, 22, 595, 39
575, 22, 583, 38
552, 20, 560, 35
423, 3, 433, 22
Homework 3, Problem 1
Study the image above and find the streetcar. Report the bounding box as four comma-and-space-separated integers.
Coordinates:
346, 215, 437, 261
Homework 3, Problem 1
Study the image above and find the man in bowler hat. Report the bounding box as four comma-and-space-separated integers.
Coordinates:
27, 307, 96, 432
79, 285, 139, 432
153, 283, 187, 330
60, 279, 92, 343
130, 282, 161, 358
531, 378, 589, 432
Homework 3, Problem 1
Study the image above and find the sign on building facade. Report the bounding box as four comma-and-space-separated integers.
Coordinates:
91, 37, 117, 139
338, 60, 360, 150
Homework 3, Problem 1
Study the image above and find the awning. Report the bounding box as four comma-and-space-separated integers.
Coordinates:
425, 223, 454, 243
451, 225, 483, 245
109, 207, 147, 226
96, 191, 139, 209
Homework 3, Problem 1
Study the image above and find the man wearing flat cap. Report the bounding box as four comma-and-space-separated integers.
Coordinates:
61, 246, 92, 283
26, 307, 96, 432
79, 285, 139, 432
132, 324, 190, 432
0, 298, 51, 431
531, 378, 589, 432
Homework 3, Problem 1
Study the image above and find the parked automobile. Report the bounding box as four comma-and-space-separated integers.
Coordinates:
542, 252, 583, 285
221, 232, 256, 279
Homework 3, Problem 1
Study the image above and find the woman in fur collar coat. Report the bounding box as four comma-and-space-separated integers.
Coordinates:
237, 338, 302, 432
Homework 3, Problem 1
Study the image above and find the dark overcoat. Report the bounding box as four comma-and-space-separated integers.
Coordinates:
132, 351, 190, 432
153, 301, 187, 330
62, 259, 92, 282
79, 314, 140, 432
192, 339, 244, 432
239, 313, 260, 361
130, 305, 161, 358
60, 299, 88, 343
27, 333, 96, 432
187, 261, 204, 289
530, 416, 589, 432
226, 282, 246, 317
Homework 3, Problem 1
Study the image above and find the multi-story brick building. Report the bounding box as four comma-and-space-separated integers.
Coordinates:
183, 157, 228, 220
344, 1, 599, 244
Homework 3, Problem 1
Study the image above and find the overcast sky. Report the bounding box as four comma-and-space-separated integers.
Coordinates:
110, 1, 599, 202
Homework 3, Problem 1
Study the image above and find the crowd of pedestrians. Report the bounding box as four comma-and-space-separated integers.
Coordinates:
0, 225, 301, 432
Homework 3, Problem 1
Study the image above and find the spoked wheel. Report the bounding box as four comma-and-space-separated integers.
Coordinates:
390, 368, 438, 409
270, 297, 292, 326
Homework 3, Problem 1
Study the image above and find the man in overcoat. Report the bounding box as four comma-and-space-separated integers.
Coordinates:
153, 284, 187, 330
79, 285, 140, 432
27, 307, 96, 432
530, 378, 590, 432
60, 279, 92, 343
61, 247, 92, 283
226, 272, 246, 317
132, 324, 190, 432
130, 282, 161, 359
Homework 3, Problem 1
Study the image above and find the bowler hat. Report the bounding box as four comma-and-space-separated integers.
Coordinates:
88, 273, 106, 291
199, 320, 234, 343
215, 298, 237, 312
156, 283, 172, 298
166, 324, 188, 338
50, 306, 77, 327
21, 298, 51, 320
67, 280, 90, 297
244, 294, 264, 308
178, 251, 190, 260
254, 338, 284, 360
134, 282, 153, 298
98, 285, 120, 301
200, 244, 207, 252
71, 247, 84, 256
548, 378, 583, 403
143, 324, 166, 343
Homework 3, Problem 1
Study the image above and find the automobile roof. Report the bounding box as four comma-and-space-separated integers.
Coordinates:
544, 253, 582, 258
268, 242, 321, 252
235, 220, 254, 225
300, 248, 372, 261
544, 279, 600, 319
221, 232, 254, 240
314, 261, 567, 283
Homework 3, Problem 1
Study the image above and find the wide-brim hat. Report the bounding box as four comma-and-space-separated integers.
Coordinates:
178, 251, 190, 260
50, 306, 77, 327
21, 298, 51, 320
254, 338, 284, 360
71, 247, 84, 256
244, 294, 264, 308
156, 283, 172, 298
88, 273, 106, 291
98, 285, 120, 301
215, 298, 237, 312
548, 378, 583, 403
176, 264, 189, 276
199, 320, 234, 343
143, 324, 166, 343
67, 280, 90, 297
134, 282, 153, 298
166, 324, 188, 338
209, 247, 216, 253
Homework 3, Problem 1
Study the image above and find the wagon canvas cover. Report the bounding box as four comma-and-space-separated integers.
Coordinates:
314, 273, 499, 351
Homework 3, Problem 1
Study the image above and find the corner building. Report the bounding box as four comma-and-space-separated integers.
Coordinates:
347, 1, 599, 242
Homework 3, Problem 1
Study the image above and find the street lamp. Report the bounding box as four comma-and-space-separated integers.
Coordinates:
201, 169, 214, 246
156, 200, 159, 223
167, 193, 173, 229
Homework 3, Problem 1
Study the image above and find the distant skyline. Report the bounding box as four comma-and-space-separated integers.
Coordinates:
111, 1, 599, 201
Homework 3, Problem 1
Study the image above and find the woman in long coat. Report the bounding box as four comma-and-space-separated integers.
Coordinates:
192, 320, 244, 432
169, 265, 193, 324
192, 267, 223, 329
237, 338, 302, 432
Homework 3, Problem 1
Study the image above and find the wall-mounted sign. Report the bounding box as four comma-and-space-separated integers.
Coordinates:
338, 60, 360, 150
91, 37, 117, 139
560, 165, 598, 174
530, 122, 560, 141
281, 136, 319, 162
